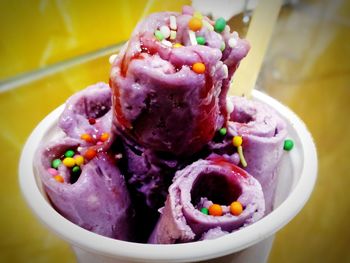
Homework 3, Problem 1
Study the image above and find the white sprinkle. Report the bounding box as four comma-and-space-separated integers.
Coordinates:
169, 15, 177, 30
233, 31, 239, 39
170, 30, 177, 40
160, 25, 171, 39
228, 37, 238, 48
222, 64, 228, 78
202, 19, 214, 31
188, 30, 197, 46
109, 54, 117, 64
115, 153, 123, 159
226, 97, 234, 114
161, 39, 172, 47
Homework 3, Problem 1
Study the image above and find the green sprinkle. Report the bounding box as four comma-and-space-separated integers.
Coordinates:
219, 127, 227, 136
201, 207, 209, 215
154, 30, 164, 41
284, 139, 294, 151
220, 41, 226, 51
72, 166, 80, 173
51, 159, 61, 169
196, 36, 206, 45
214, 17, 226, 33
64, 149, 75, 158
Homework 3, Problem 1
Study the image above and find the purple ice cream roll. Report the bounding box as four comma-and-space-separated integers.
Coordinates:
110, 6, 249, 156
35, 138, 134, 240
209, 96, 287, 213
229, 96, 287, 213
59, 82, 114, 149
148, 156, 264, 244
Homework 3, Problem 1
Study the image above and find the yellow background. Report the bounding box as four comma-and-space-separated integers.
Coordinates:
0, 0, 189, 80
0, 0, 349, 262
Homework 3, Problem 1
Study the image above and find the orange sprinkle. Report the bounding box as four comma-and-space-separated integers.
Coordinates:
100, 132, 110, 142
208, 204, 223, 216
192, 62, 206, 74
81, 133, 94, 143
230, 201, 243, 216
188, 17, 202, 31
54, 175, 64, 183
84, 148, 97, 160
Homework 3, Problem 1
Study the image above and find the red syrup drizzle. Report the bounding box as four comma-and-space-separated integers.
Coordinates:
110, 78, 132, 129
140, 40, 158, 56
117, 35, 180, 133
111, 38, 150, 130
207, 155, 248, 178
190, 68, 217, 148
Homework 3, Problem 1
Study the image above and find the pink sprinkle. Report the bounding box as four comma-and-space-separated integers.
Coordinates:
97, 141, 103, 145
47, 168, 58, 176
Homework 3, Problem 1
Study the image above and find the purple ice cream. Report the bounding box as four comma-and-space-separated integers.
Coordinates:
32, 5, 291, 245
148, 156, 264, 244
110, 6, 249, 156
122, 138, 182, 209
59, 82, 114, 149
209, 96, 287, 213
35, 138, 134, 240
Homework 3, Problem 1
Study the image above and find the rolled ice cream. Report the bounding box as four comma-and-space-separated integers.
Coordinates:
110, 6, 249, 156
148, 157, 265, 244
32, 5, 292, 245
229, 97, 287, 213
59, 82, 114, 150
35, 138, 134, 240
209, 96, 287, 212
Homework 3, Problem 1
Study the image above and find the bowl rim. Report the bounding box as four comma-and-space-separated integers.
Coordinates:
18, 90, 317, 262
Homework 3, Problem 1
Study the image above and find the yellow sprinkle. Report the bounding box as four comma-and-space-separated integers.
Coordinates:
193, 11, 203, 19
173, 43, 183, 48
74, 155, 84, 166
233, 136, 243, 147
63, 157, 75, 168
237, 146, 247, 167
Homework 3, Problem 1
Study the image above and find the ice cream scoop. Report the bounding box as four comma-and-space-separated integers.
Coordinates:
148, 156, 264, 244
35, 138, 134, 240
110, 6, 249, 156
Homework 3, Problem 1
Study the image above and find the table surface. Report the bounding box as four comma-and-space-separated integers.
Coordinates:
0, 0, 349, 262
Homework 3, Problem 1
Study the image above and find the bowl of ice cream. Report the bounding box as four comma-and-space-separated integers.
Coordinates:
19, 6, 317, 263
19, 89, 317, 263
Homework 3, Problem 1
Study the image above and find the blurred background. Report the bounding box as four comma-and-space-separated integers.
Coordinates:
0, 0, 349, 262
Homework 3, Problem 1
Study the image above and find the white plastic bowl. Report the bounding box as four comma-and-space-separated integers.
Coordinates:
19, 90, 317, 263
